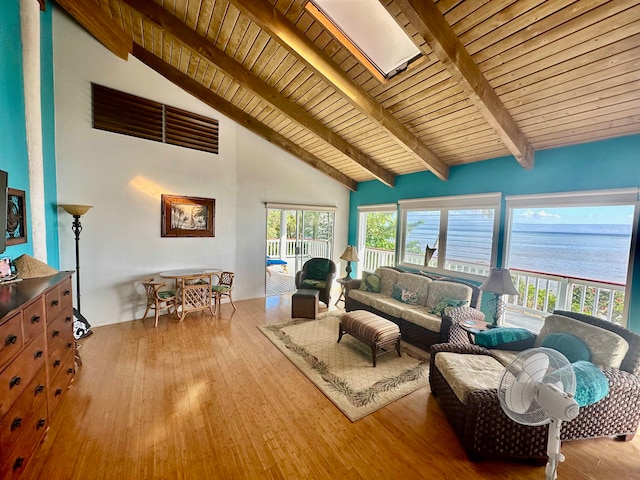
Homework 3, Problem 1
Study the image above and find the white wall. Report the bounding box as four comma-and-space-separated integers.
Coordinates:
53, 8, 350, 326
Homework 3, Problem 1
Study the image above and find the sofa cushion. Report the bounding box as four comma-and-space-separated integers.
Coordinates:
391, 285, 420, 305
358, 271, 381, 292
489, 349, 520, 367
371, 296, 420, 318
348, 289, 382, 307
541, 333, 591, 363
396, 273, 431, 306
426, 280, 473, 311
474, 327, 536, 349
400, 307, 442, 333
374, 267, 401, 296
435, 352, 504, 404
534, 314, 629, 369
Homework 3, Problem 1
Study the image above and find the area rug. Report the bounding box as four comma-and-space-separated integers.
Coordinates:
258, 312, 430, 421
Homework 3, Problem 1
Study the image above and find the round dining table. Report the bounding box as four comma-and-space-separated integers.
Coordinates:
159, 268, 223, 320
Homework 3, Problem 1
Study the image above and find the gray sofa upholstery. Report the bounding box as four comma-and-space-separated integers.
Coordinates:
344, 267, 485, 351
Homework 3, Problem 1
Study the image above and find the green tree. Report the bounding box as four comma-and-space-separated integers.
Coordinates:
365, 213, 397, 250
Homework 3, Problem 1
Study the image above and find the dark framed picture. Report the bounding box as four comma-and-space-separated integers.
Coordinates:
161, 194, 215, 237
6, 188, 27, 246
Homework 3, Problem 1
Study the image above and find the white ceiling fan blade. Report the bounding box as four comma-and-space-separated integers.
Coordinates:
505, 372, 535, 414
522, 352, 549, 383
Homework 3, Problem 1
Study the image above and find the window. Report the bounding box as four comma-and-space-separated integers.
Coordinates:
504, 189, 639, 327
306, 0, 421, 82
398, 193, 501, 277
357, 204, 397, 274
92, 84, 219, 154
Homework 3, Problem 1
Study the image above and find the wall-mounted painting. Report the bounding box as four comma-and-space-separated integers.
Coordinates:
6, 188, 27, 246
161, 194, 215, 237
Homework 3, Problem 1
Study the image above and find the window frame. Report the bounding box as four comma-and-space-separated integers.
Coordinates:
357, 203, 398, 275
397, 193, 501, 280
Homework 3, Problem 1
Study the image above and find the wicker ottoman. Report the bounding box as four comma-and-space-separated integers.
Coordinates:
292, 288, 319, 319
338, 310, 401, 367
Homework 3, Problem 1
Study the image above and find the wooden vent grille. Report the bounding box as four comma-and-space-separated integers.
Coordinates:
92, 83, 219, 155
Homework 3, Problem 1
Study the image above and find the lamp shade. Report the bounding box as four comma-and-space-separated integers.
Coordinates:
340, 245, 360, 262
480, 268, 518, 295
59, 204, 93, 216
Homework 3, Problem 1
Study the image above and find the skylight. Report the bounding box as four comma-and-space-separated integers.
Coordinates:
307, 0, 421, 81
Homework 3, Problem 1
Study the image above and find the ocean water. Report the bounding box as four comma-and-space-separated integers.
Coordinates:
407, 217, 632, 284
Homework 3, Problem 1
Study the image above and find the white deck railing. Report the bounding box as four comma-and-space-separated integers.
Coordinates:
266, 239, 331, 260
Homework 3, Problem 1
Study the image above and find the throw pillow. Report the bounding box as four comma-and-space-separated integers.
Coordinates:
358, 271, 381, 293
430, 297, 468, 316
391, 285, 420, 305
474, 327, 537, 349
307, 260, 329, 280
541, 333, 591, 363
571, 360, 610, 407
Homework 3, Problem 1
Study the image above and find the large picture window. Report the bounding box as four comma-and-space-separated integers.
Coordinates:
504, 189, 639, 328
357, 204, 397, 274
398, 193, 501, 277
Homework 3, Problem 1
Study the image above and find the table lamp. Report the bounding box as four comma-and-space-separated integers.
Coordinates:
340, 245, 360, 280
479, 268, 518, 326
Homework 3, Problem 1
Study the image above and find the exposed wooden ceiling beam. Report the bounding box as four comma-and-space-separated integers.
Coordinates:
121, 0, 395, 187
55, 0, 132, 60
132, 45, 358, 192
392, 0, 534, 169
229, 0, 449, 181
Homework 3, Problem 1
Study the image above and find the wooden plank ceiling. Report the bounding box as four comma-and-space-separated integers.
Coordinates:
55, 0, 640, 191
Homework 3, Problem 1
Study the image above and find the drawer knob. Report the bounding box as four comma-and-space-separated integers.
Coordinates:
51, 299, 59, 306
65, 316, 72, 323
31, 315, 41, 324
9, 376, 21, 389
5, 334, 18, 346
52, 330, 60, 337
13, 457, 24, 471
37, 419, 46, 429
34, 350, 43, 359
35, 384, 45, 395
63, 289, 71, 296
11, 417, 22, 431
53, 359, 61, 367
66, 342, 73, 349
55, 388, 62, 397
67, 367, 75, 375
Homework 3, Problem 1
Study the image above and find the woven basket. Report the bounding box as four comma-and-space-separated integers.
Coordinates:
14, 254, 59, 279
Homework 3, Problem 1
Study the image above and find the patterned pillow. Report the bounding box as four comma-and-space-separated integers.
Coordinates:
430, 297, 468, 316
391, 285, 420, 305
358, 271, 381, 293
474, 327, 536, 349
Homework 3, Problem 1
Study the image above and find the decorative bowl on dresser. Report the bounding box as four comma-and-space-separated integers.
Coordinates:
0, 272, 76, 480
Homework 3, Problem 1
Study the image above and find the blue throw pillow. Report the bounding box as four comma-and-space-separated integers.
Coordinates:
571, 360, 610, 407
541, 333, 591, 363
474, 327, 536, 349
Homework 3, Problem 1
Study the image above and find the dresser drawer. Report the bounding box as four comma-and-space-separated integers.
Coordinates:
0, 366, 47, 456
0, 334, 46, 419
44, 285, 63, 324
0, 313, 23, 370
47, 310, 74, 355
22, 298, 45, 345
48, 350, 75, 415
58, 277, 73, 311
48, 340, 75, 380
0, 397, 47, 480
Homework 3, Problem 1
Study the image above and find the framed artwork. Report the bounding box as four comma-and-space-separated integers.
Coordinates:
6, 188, 27, 246
161, 194, 215, 237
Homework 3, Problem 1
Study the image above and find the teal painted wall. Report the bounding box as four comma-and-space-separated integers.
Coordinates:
0, 1, 59, 267
349, 135, 640, 332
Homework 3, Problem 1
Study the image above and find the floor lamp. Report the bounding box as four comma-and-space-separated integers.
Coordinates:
59, 204, 93, 338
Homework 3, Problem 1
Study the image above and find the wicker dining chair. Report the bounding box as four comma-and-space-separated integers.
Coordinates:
141, 279, 176, 327
212, 271, 236, 314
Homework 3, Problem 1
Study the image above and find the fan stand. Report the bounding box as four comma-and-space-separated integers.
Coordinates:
545, 417, 565, 480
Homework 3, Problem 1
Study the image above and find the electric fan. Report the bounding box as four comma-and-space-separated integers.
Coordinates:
498, 347, 580, 480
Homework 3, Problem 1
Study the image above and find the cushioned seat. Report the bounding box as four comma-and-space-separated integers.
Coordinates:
295, 258, 337, 307
338, 310, 401, 367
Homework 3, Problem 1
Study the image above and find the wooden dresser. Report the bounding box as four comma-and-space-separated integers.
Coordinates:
0, 272, 76, 480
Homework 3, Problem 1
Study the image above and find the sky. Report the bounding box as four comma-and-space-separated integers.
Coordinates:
512, 205, 635, 225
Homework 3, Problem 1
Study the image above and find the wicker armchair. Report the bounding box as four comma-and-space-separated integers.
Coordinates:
295, 258, 337, 307
429, 310, 640, 462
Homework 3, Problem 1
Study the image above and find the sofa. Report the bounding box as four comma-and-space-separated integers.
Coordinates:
344, 267, 485, 351
429, 310, 640, 462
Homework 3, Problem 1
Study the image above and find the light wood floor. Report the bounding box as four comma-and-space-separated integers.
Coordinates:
24, 296, 640, 479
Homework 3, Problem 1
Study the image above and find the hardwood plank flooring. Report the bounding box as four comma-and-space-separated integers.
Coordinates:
23, 296, 640, 479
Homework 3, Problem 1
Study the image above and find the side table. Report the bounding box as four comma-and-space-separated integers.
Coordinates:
459, 318, 489, 343
335, 278, 349, 306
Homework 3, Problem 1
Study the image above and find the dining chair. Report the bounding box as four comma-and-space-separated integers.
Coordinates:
212, 271, 236, 314
141, 279, 176, 327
